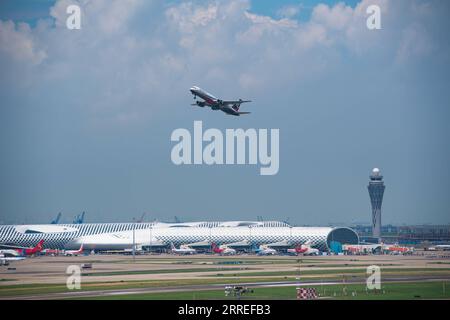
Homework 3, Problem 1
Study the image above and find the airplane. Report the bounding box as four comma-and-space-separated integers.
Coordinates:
211, 243, 236, 255
0, 249, 21, 257
65, 244, 84, 256
42, 248, 62, 256
255, 244, 277, 255
170, 243, 196, 255
436, 244, 450, 251
0, 240, 45, 256
189, 86, 252, 116
342, 244, 381, 255
287, 241, 320, 256
0, 253, 25, 265
382, 244, 413, 255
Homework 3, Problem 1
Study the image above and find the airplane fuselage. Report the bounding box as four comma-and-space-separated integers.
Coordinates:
190, 86, 250, 116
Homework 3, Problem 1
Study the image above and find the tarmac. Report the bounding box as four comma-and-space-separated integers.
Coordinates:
1, 251, 450, 299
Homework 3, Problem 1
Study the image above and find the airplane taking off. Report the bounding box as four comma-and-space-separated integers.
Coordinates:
170, 243, 196, 255
211, 243, 236, 255
190, 86, 252, 116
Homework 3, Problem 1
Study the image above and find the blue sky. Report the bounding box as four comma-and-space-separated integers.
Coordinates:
0, 0, 449, 226
0, 0, 361, 24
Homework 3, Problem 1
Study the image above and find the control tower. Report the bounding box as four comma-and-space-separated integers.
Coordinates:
368, 168, 385, 242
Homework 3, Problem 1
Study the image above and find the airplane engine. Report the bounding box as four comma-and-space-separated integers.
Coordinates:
196, 101, 205, 107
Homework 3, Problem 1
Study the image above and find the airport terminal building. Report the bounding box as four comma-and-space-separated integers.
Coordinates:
0, 221, 359, 252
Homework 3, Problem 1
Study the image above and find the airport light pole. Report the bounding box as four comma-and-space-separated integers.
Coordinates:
149, 224, 152, 254
132, 217, 136, 262
209, 226, 212, 252
296, 259, 301, 299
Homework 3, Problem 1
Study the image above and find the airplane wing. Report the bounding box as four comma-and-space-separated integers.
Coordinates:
237, 112, 251, 115
0, 244, 30, 250
223, 100, 252, 104
0, 256, 26, 261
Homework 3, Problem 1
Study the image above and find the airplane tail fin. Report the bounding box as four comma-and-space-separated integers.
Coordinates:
303, 240, 312, 247
170, 242, 176, 250
36, 240, 44, 251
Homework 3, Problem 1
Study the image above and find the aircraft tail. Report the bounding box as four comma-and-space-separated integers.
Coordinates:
35, 240, 45, 252
170, 242, 176, 250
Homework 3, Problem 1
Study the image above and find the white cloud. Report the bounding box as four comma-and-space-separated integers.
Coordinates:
0, 20, 47, 64
312, 2, 353, 31
0, 0, 447, 124
277, 4, 302, 19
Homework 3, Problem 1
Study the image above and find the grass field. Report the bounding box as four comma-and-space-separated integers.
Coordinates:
72, 281, 450, 300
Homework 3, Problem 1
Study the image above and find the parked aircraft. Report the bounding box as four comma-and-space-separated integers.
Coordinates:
0, 253, 25, 265
170, 243, 196, 255
211, 243, 236, 255
65, 244, 84, 256
382, 244, 413, 254
0, 240, 45, 256
0, 249, 21, 257
190, 86, 252, 116
255, 244, 277, 255
287, 241, 320, 256
42, 248, 62, 256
